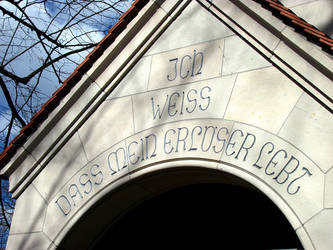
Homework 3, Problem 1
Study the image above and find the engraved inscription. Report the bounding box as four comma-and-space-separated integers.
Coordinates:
55, 164, 103, 216
151, 85, 211, 120
167, 49, 203, 82
55, 121, 316, 216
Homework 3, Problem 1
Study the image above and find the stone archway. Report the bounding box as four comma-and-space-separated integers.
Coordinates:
93, 183, 303, 249
57, 163, 306, 250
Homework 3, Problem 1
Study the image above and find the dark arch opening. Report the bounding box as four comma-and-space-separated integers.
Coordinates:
92, 183, 303, 249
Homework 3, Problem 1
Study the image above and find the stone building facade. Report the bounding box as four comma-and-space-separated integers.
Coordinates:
1, 0, 332, 249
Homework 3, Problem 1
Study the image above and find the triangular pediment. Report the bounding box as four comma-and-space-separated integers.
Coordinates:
3, 0, 333, 197
3, 1, 333, 250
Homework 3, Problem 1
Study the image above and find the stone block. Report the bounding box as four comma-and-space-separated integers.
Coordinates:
25, 75, 99, 163
146, 1, 234, 55
133, 75, 236, 132
325, 167, 333, 208
224, 66, 303, 134
296, 226, 315, 250
6, 232, 53, 250
286, 0, 333, 38
78, 96, 134, 161
108, 56, 151, 99
305, 209, 333, 250
273, 42, 333, 101
215, 1, 281, 52
10, 185, 47, 234
222, 35, 271, 76
236, 0, 287, 32
8, 148, 38, 194
279, 93, 333, 173
43, 140, 131, 243
148, 39, 224, 90
33, 133, 88, 202
219, 121, 324, 223
126, 119, 234, 173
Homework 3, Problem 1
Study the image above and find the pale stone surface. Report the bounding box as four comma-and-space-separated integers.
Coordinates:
154, 0, 192, 18
222, 35, 271, 76
325, 167, 333, 208
279, 93, 333, 173
8, 148, 38, 194
296, 226, 315, 250
78, 96, 134, 161
148, 39, 224, 90
215, 0, 281, 52
6, 232, 53, 250
89, 4, 168, 88
219, 122, 324, 223
25, 75, 99, 162
108, 56, 151, 99
10, 184, 47, 234
236, 0, 287, 32
282, 0, 333, 38
133, 75, 236, 132
273, 42, 333, 100
43, 140, 131, 242
280, 27, 333, 73
224, 66, 303, 134
146, 1, 234, 55
305, 209, 333, 250
33, 133, 88, 202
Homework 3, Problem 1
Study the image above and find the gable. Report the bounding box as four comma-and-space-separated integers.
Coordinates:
3, 1, 333, 249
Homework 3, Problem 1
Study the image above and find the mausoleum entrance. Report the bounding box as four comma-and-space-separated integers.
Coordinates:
58, 167, 303, 249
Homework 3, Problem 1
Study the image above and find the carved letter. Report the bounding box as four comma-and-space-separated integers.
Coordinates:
90, 164, 103, 185
164, 128, 176, 154
128, 140, 140, 165
253, 142, 274, 169
201, 126, 216, 152
108, 147, 127, 175
213, 127, 229, 153
225, 129, 244, 156
168, 92, 180, 117
151, 96, 168, 120
176, 127, 189, 152
55, 195, 71, 216
287, 167, 312, 195
79, 173, 92, 195
192, 49, 203, 76
189, 126, 202, 151
167, 58, 178, 81
235, 133, 256, 162
180, 55, 191, 79
274, 155, 299, 184
68, 184, 83, 207
265, 150, 287, 176
199, 86, 211, 111
186, 89, 197, 113
145, 134, 157, 159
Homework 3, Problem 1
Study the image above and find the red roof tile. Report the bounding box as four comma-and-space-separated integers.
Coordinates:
255, 0, 333, 53
1, 0, 332, 170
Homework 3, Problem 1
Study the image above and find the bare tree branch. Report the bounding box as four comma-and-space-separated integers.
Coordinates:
0, 76, 26, 127
0, 5, 65, 48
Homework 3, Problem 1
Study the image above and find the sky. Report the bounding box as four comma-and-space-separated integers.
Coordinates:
0, 1, 133, 247
0, 0, 133, 151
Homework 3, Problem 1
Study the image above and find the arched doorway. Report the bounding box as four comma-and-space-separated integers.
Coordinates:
92, 183, 302, 249
58, 166, 305, 250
